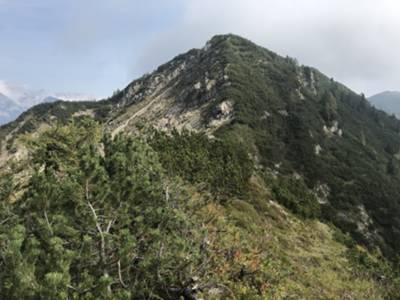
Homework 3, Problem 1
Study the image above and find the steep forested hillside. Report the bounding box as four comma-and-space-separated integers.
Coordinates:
1, 34, 400, 299
1, 120, 399, 299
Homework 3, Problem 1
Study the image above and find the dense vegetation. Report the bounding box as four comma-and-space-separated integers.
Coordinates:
2, 34, 400, 298
150, 129, 253, 198
1, 120, 399, 299
269, 176, 320, 219
206, 35, 400, 259
0, 120, 212, 299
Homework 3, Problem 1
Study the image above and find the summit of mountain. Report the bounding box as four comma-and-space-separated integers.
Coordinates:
2, 34, 400, 259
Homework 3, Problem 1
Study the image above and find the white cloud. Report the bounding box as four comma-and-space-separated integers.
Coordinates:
2, 0, 400, 97
0, 79, 95, 106
0, 80, 11, 96
134, 0, 400, 96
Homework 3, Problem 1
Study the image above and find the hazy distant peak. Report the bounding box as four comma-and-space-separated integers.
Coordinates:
371, 90, 400, 97
0, 80, 96, 107
0, 80, 97, 125
368, 90, 400, 117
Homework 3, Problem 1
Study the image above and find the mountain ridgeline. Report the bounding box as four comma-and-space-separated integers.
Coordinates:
369, 91, 400, 118
1, 34, 400, 299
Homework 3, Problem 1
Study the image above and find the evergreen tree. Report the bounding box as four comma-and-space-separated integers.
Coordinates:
0, 121, 214, 299
320, 91, 338, 122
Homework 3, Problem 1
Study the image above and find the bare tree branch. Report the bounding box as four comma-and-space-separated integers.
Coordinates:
117, 259, 127, 288
87, 181, 111, 294
106, 218, 115, 234
44, 209, 53, 235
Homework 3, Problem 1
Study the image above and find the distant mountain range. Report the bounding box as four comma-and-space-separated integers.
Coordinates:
0, 81, 96, 124
369, 91, 400, 118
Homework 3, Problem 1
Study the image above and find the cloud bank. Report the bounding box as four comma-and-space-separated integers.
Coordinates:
135, 0, 400, 96
1, 0, 399, 97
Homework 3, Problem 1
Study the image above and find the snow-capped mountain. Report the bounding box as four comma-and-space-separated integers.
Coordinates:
0, 80, 96, 125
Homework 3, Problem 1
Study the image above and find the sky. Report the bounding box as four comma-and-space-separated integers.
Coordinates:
0, 0, 399, 98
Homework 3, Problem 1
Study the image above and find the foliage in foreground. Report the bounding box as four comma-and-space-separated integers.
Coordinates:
0, 120, 399, 299
0, 120, 208, 299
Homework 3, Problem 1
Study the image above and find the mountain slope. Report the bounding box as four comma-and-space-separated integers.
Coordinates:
2, 35, 400, 258
1, 121, 397, 299
369, 91, 400, 117
1, 34, 400, 298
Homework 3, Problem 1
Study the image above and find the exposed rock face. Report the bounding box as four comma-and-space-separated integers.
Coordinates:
323, 120, 342, 137
314, 183, 330, 204
357, 204, 373, 233
208, 100, 234, 129
261, 110, 271, 120
298, 67, 318, 95
193, 82, 202, 90
278, 109, 289, 117
314, 144, 322, 155
106, 40, 232, 137
217, 100, 233, 116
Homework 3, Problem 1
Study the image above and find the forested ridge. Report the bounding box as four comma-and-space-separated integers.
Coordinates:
1, 34, 400, 299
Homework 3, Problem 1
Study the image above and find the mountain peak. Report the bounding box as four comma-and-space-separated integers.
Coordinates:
369, 90, 400, 117
2, 34, 400, 297
2, 35, 400, 260
371, 90, 400, 97
206, 33, 250, 46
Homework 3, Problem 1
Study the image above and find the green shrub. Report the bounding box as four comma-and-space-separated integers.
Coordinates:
150, 129, 253, 198
271, 176, 320, 219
